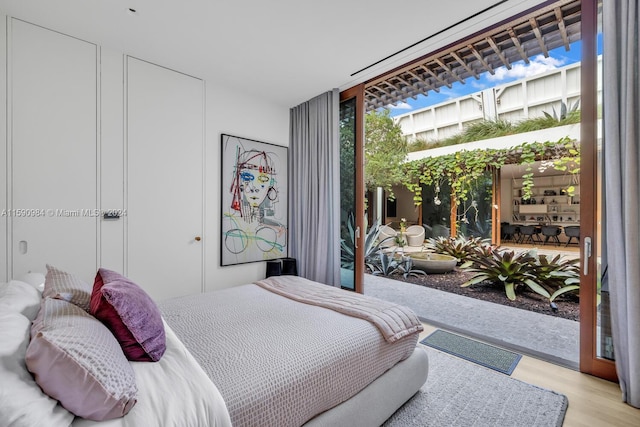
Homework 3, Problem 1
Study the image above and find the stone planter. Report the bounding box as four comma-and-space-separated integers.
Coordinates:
410, 253, 457, 274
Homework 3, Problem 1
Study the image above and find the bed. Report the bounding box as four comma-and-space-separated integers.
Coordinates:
0, 267, 429, 427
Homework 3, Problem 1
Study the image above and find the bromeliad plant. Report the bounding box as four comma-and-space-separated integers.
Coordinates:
425, 235, 491, 265
532, 253, 580, 302
461, 248, 580, 303
461, 249, 548, 301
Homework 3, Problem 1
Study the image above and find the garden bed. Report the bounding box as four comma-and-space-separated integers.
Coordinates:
375, 267, 580, 322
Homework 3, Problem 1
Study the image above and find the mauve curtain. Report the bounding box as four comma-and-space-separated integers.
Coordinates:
289, 90, 341, 286
603, 0, 640, 408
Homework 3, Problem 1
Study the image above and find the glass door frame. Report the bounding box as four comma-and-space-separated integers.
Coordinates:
340, 84, 366, 294
579, 0, 617, 381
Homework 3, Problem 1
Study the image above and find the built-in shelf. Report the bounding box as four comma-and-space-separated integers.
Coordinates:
509, 175, 580, 226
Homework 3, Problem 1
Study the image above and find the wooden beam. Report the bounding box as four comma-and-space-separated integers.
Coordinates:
407, 69, 440, 93
508, 28, 530, 63
450, 51, 479, 80
467, 44, 494, 75
434, 58, 466, 84
486, 36, 511, 69
420, 65, 452, 89
555, 7, 571, 51
529, 17, 549, 57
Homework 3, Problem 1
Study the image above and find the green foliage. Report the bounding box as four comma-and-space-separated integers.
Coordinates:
405, 112, 581, 152
462, 250, 549, 301
543, 100, 580, 122
340, 213, 386, 272
462, 248, 580, 303
532, 252, 580, 302
425, 235, 490, 264
401, 137, 579, 206
371, 250, 427, 278
365, 110, 408, 198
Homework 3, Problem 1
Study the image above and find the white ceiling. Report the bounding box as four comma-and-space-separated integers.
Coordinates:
0, 0, 548, 109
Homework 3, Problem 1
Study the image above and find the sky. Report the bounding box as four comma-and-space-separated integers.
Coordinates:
387, 41, 585, 117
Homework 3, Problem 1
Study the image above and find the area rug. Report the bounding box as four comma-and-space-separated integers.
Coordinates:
420, 329, 522, 375
383, 346, 568, 427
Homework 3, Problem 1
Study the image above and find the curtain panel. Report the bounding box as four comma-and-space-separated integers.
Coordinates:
289, 90, 341, 286
603, 0, 640, 408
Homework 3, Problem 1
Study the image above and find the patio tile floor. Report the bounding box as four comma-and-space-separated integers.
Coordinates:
364, 271, 580, 369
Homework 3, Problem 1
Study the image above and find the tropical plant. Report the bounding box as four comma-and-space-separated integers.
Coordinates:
340, 213, 387, 272
462, 248, 581, 303
543, 100, 580, 122
425, 235, 490, 264
406, 112, 581, 152
371, 250, 426, 278
461, 249, 550, 301
532, 253, 580, 302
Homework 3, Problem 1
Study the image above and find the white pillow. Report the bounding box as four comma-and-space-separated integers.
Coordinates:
16, 272, 46, 292
0, 310, 74, 427
0, 280, 42, 320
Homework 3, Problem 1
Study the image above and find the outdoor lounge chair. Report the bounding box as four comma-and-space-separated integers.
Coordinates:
378, 225, 397, 248
405, 225, 425, 247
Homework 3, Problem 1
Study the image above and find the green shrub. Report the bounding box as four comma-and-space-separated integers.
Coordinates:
425, 235, 491, 264
462, 248, 580, 302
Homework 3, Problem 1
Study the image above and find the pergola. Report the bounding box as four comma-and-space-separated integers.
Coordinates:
364, 0, 583, 111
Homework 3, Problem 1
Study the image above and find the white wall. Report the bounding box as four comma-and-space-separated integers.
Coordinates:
204, 83, 289, 292
2, 16, 290, 291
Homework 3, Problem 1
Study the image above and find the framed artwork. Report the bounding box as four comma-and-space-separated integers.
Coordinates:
220, 134, 288, 266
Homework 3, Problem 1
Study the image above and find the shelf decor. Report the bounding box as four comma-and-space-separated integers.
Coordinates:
220, 134, 288, 266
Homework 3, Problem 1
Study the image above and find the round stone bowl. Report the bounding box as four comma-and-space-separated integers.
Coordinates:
409, 253, 458, 273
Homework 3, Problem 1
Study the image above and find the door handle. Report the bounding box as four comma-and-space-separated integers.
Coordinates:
583, 237, 592, 275
355, 226, 360, 249
194, 236, 201, 242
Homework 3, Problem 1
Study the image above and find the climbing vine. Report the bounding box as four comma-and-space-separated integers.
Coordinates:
400, 137, 580, 207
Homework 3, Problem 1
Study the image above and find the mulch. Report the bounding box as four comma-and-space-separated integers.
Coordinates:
376, 267, 580, 322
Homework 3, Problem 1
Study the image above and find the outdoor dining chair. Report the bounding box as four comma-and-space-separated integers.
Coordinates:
518, 225, 542, 244
564, 226, 580, 246
541, 225, 562, 246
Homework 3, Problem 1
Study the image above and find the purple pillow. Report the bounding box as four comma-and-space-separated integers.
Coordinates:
90, 268, 166, 362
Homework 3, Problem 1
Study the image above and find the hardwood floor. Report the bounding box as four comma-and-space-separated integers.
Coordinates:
419, 323, 640, 426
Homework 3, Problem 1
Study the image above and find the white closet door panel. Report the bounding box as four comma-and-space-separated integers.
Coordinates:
127, 57, 203, 300
10, 19, 97, 280
1, 17, 7, 280
13, 217, 98, 282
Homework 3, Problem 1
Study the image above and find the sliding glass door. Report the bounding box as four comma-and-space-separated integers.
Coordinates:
339, 85, 365, 292
579, 0, 616, 381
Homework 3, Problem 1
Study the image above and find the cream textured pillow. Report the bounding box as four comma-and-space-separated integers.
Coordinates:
42, 264, 92, 311
26, 297, 138, 421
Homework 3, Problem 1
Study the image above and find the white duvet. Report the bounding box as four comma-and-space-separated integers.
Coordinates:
72, 321, 232, 427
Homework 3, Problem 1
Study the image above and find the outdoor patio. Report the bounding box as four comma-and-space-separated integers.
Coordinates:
364, 243, 581, 369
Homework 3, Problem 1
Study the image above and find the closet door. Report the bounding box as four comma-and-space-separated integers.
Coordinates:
10, 19, 98, 282
126, 57, 204, 300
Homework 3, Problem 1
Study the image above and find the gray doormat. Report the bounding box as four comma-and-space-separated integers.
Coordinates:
420, 329, 522, 375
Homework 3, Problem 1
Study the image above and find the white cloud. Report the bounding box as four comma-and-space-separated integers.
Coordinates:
487, 55, 566, 82
388, 101, 413, 110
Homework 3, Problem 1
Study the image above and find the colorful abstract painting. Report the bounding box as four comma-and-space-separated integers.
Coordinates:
220, 134, 288, 266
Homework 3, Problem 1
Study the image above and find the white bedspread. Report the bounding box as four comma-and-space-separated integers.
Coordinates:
72, 320, 232, 427
159, 282, 419, 427
255, 275, 423, 342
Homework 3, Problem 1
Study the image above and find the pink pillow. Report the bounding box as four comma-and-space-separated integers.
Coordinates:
26, 298, 137, 420
43, 264, 92, 311
90, 268, 166, 362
